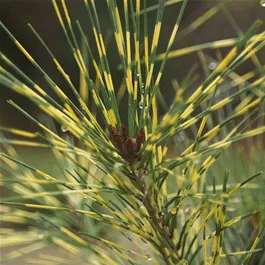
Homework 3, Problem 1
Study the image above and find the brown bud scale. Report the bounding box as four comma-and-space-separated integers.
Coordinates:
109, 125, 145, 163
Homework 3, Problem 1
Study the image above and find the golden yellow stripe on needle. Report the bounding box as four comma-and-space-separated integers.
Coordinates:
197, 116, 208, 136
244, 236, 262, 262
0, 156, 18, 171
156, 38, 238, 61
114, 31, 124, 57
39, 254, 68, 263
12, 83, 42, 102
240, 126, 265, 138
60, 227, 88, 246
180, 104, 194, 119
162, 146, 168, 157
25, 259, 57, 265
251, 75, 265, 86
91, 59, 104, 85
5, 242, 46, 260
133, 79, 138, 109
126, 76, 133, 95
187, 86, 202, 104
12, 210, 36, 219
97, 250, 119, 265
57, 3, 86, 78
203, 76, 223, 95
230, 70, 257, 86
2, 232, 39, 247
13, 184, 31, 197
210, 140, 231, 150
145, 144, 153, 151
76, 48, 87, 72
209, 97, 232, 111
0, 53, 42, 95
15, 189, 99, 200
151, 132, 163, 142
32, 83, 47, 97
25, 204, 66, 210
101, 238, 124, 249
1, 215, 26, 224
107, 73, 116, 94
239, 31, 265, 57
181, 144, 194, 156
157, 145, 163, 163
216, 47, 238, 72
113, 248, 134, 262
160, 113, 171, 128
3, 129, 37, 138
190, 171, 200, 183
114, 5, 125, 46
14, 41, 34, 62
4, 140, 49, 148
191, 5, 220, 31
92, 27, 103, 57
80, 67, 88, 103
245, 40, 265, 60
181, 117, 197, 129
170, 113, 179, 125
53, 59, 70, 83
181, 151, 198, 162
144, 34, 149, 68
52, 0, 65, 29
49, 139, 69, 148
203, 125, 220, 139
91, 90, 100, 106
201, 156, 213, 168
44, 107, 84, 137
53, 84, 68, 101
235, 96, 253, 112
155, 71, 163, 87
52, 238, 80, 255
152, 97, 158, 129
220, 249, 262, 258
224, 216, 244, 228
108, 109, 117, 126
144, 23, 162, 89
81, 107, 99, 130
11, 178, 80, 186
151, 22, 161, 52
35, 170, 57, 181
234, 98, 261, 117
103, 109, 111, 124
10, 85, 80, 140
125, 2, 133, 95
104, 71, 112, 94
225, 125, 239, 139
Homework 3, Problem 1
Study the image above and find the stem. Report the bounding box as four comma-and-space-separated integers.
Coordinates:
131, 165, 181, 264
